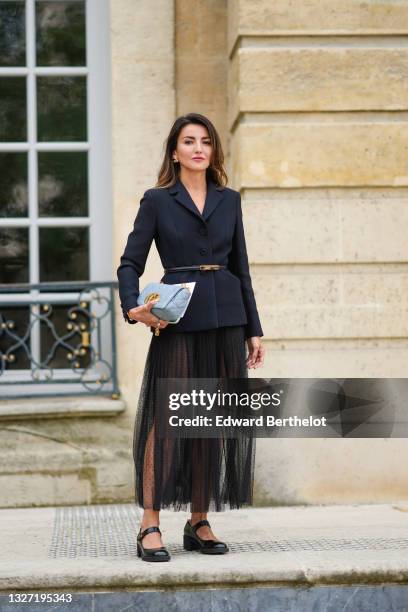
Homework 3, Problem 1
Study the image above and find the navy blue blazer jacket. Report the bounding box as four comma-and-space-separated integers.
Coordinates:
117, 177, 263, 339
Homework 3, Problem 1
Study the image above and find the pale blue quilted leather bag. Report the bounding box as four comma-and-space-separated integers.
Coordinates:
137, 282, 192, 324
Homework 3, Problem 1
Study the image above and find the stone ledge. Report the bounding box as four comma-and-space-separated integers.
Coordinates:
0, 503, 408, 592
0, 413, 134, 507
2, 586, 408, 610
0, 396, 126, 420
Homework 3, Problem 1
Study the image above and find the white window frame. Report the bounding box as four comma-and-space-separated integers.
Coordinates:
0, 0, 113, 396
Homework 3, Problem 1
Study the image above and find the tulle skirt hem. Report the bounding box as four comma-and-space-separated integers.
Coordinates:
133, 325, 255, 513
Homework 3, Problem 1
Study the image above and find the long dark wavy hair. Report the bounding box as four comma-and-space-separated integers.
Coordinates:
155, 113, 228, 189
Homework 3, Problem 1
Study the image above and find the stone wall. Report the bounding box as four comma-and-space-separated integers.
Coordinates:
111, 0, 175, 428
227, 0, 408, 504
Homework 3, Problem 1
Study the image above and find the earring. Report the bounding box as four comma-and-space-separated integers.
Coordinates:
173, 158, 179, 163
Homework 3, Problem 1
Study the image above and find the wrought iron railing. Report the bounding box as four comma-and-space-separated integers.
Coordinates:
0, 281, 119, 399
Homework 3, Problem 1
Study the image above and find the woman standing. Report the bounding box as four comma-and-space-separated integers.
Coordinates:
117, 113, 265, 562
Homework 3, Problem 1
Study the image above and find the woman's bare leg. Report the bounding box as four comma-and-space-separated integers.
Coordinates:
140, 423, 164, 548
190, 440, 220, 542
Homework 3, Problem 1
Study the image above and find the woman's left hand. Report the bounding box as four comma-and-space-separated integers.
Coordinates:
246, 337, 265, 369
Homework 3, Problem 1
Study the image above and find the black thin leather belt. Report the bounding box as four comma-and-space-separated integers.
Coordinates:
164, 264, 226, 273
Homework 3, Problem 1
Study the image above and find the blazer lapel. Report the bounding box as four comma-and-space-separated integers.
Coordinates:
202, 179, 225, 221
168, 176, 225, 222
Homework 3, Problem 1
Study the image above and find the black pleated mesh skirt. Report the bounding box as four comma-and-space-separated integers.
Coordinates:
133, 325, 255, 512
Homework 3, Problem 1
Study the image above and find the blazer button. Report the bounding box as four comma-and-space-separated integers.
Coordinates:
199, 248, 207, 255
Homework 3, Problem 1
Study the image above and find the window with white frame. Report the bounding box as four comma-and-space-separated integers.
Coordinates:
0, 0, 114, 396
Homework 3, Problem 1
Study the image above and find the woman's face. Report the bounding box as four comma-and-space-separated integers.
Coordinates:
173, 123, 212, 173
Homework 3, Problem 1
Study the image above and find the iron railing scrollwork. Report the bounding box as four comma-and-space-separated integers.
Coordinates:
0, 281, 119, 398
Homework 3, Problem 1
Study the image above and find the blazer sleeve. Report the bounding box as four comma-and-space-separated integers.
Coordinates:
228, 191, 264, 339
116, 190, 157, 324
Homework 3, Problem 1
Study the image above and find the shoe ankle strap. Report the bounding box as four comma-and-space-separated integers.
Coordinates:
139, 525, 161, 539
191, 519, 210, 532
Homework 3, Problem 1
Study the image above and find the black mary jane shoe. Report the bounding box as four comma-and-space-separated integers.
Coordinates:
183, 519, 229, 555
137, 526, 171, 562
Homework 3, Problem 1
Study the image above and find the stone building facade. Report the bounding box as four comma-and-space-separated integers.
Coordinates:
1, 1, 407, 507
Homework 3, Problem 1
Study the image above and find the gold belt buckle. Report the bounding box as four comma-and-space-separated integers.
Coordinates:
199, 264, 220, 271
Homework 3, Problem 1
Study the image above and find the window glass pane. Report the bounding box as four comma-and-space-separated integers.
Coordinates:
0, 77, 26, 141
38, 151, 88, 217
39, 226, 89, 282
36, 1, 86, 67
0, 227, 29, 283
0, 2, 25, 67
0, 306, 30, 370
0, 153, 28, 217
37, 76, 87, 141
40, 302, 91, 369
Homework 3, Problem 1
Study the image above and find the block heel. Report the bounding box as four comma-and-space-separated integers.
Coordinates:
183, 534, 200, 550
183, 519, 229, 555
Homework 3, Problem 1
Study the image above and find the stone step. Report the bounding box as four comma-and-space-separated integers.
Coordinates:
0, 503, 408, 610
0, 402, 133, 508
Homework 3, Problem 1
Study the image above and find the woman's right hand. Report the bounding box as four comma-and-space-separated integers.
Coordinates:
127, 300, 169, 330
